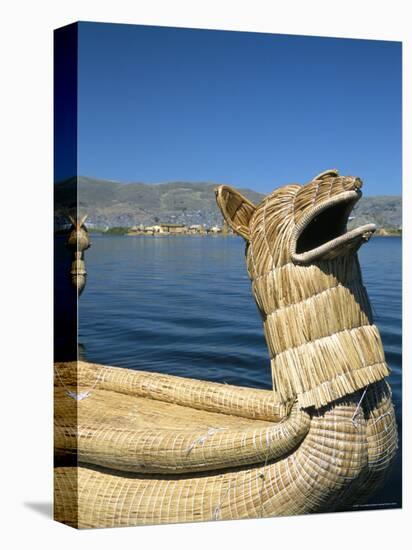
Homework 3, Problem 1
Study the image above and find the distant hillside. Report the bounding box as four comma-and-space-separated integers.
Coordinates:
55, 177, 401, 230
348, 195, 402, 231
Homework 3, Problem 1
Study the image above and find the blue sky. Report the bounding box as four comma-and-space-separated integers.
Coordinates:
72, 22, 401, 195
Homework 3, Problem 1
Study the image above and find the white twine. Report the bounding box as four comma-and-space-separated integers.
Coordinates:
351, 385, 369, 428
54, 364, 106, 401
371, 411, 393, 433
186, 427, 226, 456
212, 478, 234, 520
212, 423, 283, 521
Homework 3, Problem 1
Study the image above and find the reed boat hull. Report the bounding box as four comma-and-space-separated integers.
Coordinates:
54, 361, 397, 528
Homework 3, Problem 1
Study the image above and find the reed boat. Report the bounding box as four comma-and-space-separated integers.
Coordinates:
54, 170, 398, 528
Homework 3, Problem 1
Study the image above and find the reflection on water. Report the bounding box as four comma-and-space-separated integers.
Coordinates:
78, 235, 402, 508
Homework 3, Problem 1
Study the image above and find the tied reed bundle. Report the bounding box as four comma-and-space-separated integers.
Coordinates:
216, 169, 388, 409
55, 361, 307, 474
54, 170, 398, 528
54, 368, 397, 527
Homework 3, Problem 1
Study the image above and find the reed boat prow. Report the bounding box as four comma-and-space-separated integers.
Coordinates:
55, 171, 398, 528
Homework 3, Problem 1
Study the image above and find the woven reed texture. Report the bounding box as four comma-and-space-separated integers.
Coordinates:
54, 381, 397, 528
216, 171, 389, 408
352, 381, 399, 502
55, 363, 309, 473
55, 361, 290, 421
54, 171, 399, 528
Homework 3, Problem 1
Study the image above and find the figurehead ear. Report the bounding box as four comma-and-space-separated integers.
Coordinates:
215, 185, 256, 241
313, 169, 339, 181
67, 215, 76, 227
79, 214, 88, 227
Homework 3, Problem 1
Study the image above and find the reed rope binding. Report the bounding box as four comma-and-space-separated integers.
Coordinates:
216, 171, 389, 409
55, 363, 310, 474
54, 170, 398, 528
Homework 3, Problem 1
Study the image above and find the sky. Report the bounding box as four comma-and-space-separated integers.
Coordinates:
60, 22, 401, 195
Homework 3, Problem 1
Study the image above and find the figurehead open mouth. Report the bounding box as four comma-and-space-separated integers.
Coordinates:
291, 190, 376, 265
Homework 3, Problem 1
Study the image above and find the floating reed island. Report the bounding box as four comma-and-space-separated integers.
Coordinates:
54, 170, 398, 528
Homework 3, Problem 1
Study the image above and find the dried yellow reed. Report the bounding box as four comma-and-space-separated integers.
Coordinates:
216, 171, 390, 408
54, 380, 397, 528
54, 170, 398, 528
55, 375, 309, 473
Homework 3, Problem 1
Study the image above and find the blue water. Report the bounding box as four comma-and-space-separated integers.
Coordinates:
79, 235, 402, 508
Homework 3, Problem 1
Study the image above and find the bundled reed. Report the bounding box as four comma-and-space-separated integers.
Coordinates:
55, 360, 290, 421
54, 170, 398, 528
55, 363, 309, 473
216, 170, 389, 408
54, 380, 397, 528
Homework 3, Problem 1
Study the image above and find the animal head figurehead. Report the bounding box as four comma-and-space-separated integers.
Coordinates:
216, 171, 389, 410
215, 169, 376, 273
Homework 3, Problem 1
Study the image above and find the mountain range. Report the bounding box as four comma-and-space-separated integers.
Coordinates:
55, 176, 402, 230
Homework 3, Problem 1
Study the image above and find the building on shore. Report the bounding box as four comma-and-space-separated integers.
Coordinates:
188, 224, 207, 235
158, 223, 187, 234
209, 225, 222, 234
146, 225, 162, 234
127, 222, 229, 236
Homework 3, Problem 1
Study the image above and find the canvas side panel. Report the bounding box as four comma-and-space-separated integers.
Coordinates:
53, 22, 79, 529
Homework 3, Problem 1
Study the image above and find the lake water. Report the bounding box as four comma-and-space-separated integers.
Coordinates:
78, 235, 402, 510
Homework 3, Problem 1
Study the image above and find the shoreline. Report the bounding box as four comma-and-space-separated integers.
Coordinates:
84, 231, 402, 238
